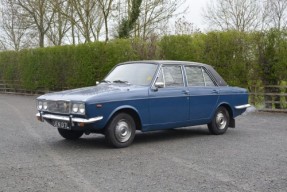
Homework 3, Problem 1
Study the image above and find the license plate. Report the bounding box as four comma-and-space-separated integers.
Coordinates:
52, 120, 69, 129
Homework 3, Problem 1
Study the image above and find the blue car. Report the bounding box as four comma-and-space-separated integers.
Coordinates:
36, 61, 250, 148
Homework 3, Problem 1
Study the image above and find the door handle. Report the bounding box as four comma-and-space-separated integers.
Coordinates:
182, 90, 189, 95
212, 90, 219, 94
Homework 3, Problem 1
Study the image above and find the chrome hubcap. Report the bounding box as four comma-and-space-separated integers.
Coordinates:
115, 120, 131, 143
216, 112, 227, 130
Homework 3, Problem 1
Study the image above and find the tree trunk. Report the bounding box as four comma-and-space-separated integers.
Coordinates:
105, 18, 109, 42
39, 33, 44, 47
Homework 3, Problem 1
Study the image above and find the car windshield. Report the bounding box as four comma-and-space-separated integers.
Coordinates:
104, 63, 158, 86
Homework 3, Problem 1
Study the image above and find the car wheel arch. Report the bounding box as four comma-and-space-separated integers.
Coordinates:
106, 106, 142, 131
215, 103, 234, 119
220, 104, 233, 118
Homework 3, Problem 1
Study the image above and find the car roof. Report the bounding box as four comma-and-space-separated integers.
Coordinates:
122, 60, 208, 67
120, 60, 228, 86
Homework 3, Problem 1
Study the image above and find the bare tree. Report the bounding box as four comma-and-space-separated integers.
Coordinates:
117, 0, 142, 38
0, 30, 7, 50
112, 0, 186, 39
54, 0, 104, 43
137, 0, 186, 39
174, 16, 200, 35
98, 0, 114, 42
46, 0, 71, 46
70, 0, 96, 42
0, 41, 5, 50
0, 0, 33, 50
17, 0, 55, 47
203, 0, 261, 32
0, 0, 189, 48
265, 0, 287, 30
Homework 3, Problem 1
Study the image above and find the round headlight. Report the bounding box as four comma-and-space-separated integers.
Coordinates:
43, 101, 48, 110
79, 104, 85, 114
72, 104, 79, 113
38, 101, 43, 110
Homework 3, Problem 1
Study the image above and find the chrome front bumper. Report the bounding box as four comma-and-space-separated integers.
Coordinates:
36, 112, 103, 124
235, 104, 251, 109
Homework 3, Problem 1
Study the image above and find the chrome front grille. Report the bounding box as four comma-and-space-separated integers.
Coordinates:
47, 101, 70, 114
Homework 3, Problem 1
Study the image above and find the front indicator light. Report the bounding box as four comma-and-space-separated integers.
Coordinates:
78, 122, 85, 127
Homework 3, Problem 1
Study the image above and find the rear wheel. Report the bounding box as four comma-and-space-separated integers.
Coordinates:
105, 113, 136, 148
58, 128, 84, 140
208, 106, 230, 135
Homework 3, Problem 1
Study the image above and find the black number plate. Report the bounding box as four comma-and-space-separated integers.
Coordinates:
52, 120, 69, 129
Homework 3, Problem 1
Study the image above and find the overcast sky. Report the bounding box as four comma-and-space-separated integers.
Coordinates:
179, 0, 209, 31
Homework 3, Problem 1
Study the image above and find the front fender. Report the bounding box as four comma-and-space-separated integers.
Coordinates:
107, 105, 141, 122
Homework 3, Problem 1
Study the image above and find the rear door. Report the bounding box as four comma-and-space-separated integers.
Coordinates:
184, 66, 219, 120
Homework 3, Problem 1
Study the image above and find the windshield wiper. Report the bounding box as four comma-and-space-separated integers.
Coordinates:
100, 80, 111, 83
113, 80, 130, 84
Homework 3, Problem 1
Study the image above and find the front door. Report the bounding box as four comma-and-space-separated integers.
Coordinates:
148, 65, 189, 129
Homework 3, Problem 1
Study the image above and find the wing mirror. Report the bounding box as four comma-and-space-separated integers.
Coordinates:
154, 82, 164, 89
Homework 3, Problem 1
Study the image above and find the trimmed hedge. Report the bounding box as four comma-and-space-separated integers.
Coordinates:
160, 32, 257, 87
0, 31, 286, 91
0, 39, 140, 90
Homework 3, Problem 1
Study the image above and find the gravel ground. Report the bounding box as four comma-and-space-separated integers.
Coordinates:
0, 94, 287, 192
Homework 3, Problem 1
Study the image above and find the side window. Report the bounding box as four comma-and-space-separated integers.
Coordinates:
156, 65, 184, 87
185, 66, 205, 86
203, 70, 215, 86
185, 66, 215, 86
156, 68, 164, 83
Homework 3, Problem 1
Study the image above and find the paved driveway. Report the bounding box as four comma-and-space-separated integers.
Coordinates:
0, 94, 286, 192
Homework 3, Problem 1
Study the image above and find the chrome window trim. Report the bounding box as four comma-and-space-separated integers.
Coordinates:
201, 67, 207, 86
180, 65, 185, 87
185, 66, 205, 87
151, 63, 220, 89
151, 64, 185, 89
104, 62, 158, 86
202, 67, 218, 86
161, 64, 185, 88
161, 66, 166, 87
151, 64, 163, 89
184, 65, 218, 87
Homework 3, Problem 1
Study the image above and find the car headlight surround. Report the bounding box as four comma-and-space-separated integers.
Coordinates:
79, 104, 85, 114
72, 102, 85, 115
72, 103, 79, 113
37, 100, 43, 110
43, 101, 48, 110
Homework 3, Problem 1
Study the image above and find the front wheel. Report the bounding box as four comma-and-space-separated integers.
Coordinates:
208, 106, 230, 135
58, 128, 84, 140
105, 113, 136, 148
